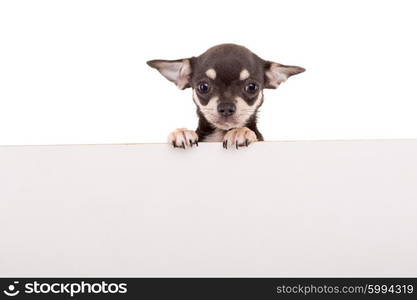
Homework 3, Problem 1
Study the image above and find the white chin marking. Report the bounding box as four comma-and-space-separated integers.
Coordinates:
205, 68, 216, 80
239, 69, 250, 80
193, 90, 263, 131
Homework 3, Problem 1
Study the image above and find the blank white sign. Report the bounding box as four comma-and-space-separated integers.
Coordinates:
0, 140, 416, 277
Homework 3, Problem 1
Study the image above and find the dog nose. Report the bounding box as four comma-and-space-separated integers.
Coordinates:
217, 103, 236, 117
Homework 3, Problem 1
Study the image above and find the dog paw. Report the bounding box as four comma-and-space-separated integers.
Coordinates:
222, 127, 257, 149
167, 128, 199, 149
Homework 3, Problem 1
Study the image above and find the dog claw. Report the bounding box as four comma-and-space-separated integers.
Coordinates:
222, 128, 257, 150
168, 129, 199, 150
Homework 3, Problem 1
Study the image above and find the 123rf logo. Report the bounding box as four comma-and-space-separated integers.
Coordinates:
2, 280, 128, 297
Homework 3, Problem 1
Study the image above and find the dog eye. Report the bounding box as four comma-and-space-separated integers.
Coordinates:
245, 83, 259, 94
197, 82, 210, 94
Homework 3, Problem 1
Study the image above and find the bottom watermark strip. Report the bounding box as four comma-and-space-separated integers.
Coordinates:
0, 278, 415, 299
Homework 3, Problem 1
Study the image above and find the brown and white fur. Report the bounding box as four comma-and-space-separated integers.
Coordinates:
147, 44, 304, 149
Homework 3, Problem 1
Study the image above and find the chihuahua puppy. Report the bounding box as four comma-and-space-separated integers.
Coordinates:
147, 44, 304, 149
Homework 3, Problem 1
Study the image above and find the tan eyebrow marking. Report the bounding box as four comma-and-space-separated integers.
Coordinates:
205, 68, 216, 80
239, 69, 250, 80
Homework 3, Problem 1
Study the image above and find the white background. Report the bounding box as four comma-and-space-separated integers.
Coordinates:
0, 0, 416, 145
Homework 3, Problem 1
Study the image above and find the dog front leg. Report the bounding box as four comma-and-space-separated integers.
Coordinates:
222, 127, 257, 149
167, 128, 199, 149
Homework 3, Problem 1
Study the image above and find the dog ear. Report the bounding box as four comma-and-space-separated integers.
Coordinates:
264, 62, 305, 89
147, 58, 192, 90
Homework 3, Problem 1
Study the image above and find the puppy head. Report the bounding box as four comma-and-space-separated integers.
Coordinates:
147, 44, 305, 130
